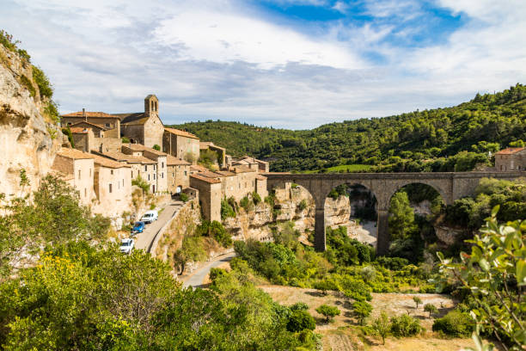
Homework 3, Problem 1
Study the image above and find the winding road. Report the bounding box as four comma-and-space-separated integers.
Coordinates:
183, 252, 236, 288
134, 200, 184, 252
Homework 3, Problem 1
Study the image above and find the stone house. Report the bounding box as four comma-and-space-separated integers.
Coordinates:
62, 110, 121, 138
51, 148, 95, 207
163, 127, 200, 164
70, 126, 122, 153
90, 154, 132, 218
93, 151, 157, 194
121, 144, 168, 193
232, 156, 269, 173
190, 173, 222, 222
495, 147, 526, 171
116, 95, 164, 149
166, 155, 191, 194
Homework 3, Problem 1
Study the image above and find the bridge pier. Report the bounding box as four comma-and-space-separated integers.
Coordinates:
376, 209, 390, 256
314, 207, 326, 251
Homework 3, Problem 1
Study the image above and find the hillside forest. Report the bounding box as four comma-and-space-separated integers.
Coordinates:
172, 84, 526, 172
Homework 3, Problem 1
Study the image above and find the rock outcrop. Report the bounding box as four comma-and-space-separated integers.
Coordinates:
0, 45, 62, 199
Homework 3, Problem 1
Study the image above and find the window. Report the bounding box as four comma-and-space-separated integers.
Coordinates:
144, 165, 147, 172
78, 169, 81, 180
105, 123, 110, 128
84, 188, 87, 197
110, 170, 114, 175
184, 171, 187, 176
109, 184, 112, 193
131, 171, 133, 178
162, 162, 164, 168
161, 173, 164, 179
148, 174, 150, 181
154, 174, 156, 180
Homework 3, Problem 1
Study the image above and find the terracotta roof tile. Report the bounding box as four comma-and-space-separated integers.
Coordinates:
215, 170, 236, 177
91, 153, 131, 169
99, 151, 155, 164
57, 147, 94, 160
495, 147, 526, 155
166, 154, 191, 166
190, 164, 209, 173
62, 111, 119, 118
69, 121, 107, 130
70, 127, 90, 134
122, 143, 166, 156
190, 174, 221, 184
164, 127, 199, 140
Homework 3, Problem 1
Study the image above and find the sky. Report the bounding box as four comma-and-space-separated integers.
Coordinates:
2, 0, 526, 129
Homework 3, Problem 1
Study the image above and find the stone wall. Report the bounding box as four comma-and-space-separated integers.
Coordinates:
143, 115, 164, 149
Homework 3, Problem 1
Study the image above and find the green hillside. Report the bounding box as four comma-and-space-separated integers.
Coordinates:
170, 84, 526, 172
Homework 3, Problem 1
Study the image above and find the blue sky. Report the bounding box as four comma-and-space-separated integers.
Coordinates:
2, 0, 526, 129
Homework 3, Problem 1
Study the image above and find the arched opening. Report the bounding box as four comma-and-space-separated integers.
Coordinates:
176, 186, 182, 194
323, 183, 378, 259
387, 183, 444, 262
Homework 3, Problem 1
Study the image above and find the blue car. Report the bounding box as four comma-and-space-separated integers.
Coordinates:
131, 221, 145, 234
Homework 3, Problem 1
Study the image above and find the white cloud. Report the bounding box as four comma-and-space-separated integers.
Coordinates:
152, 9, 364, 69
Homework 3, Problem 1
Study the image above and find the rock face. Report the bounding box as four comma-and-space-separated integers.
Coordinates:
0, 45, 62, 199
224, 185, 350, 241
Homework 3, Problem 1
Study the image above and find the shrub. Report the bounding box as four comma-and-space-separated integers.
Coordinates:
121, 137, 130, 143
371, 312, 390, 345
179, 193, 189, 203
240, 196, 253, 211
152, 144, 161, 151
424, 303, 438, 317
290, 302, 309, 312
352, 301, 373, 325
287, 310, 316, 332
432, 311, 474, 337
413, 296, 423, 309
32, 65, 53, 99
360, 266, 376, 282
209, 267, 227, 281
20, 75, 36, 97
389, 314, 422, 337
252, 192, 261, 205
316, 304, 340, 322
221, 198, 236, 220
298, 199, 308, 211
132, 175, 149, 193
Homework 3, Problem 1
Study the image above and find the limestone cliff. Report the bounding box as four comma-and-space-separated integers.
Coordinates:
0, 44, 63, 198
223, 186, 350, 241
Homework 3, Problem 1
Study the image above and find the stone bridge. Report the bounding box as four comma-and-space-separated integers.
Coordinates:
265, 171, 524, 255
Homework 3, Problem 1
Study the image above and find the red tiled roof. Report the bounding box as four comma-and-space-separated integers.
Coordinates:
62, 111, 119, 118
164, 127, 199, 140
495, 147, 526, 155
57, 147, 94, 160
69, 121, 107, 130
70, 127, 90, 134
166, 154, 191, 166
190, 174, 221, 184
91, 154, 131, 169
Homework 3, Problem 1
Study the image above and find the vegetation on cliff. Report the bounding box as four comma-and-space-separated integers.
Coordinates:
171, 84, 526, 172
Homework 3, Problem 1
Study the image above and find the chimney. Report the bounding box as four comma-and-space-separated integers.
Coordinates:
82, 108, 86, 122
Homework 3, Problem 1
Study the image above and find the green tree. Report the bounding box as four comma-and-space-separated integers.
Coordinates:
287, 310, 316, 332
316, 304, 340, 323
371, 312, 390, 345
352, 301, 373, 325
132, 175, 149, 194
153, 144, 161, 151
437, 207, 526, 349
424, 303, 438, 317
413, 296, 423, 309
389, 191, 417, 240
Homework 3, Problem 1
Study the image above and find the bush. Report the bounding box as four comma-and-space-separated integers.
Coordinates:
179, 193, 189, 203
432, 311, 474, 337
316, 304, 340, 322
20, 75, 36, 97
290, 302, 309, 312
221, 198, 236, 220
424, 303, 438, 317
287, 310, 316, 332
390, 314, 422, 337
252, 192, 261, 205
240, 196, 253, 211
32, 65, 53, 99
298, 199, 308, 211
122, 137, 130, 143
153, 144, 161, 151
209, 267, 227, 281
352, 301, 372, 325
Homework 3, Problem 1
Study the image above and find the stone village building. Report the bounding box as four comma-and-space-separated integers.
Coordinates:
495, 147, 526, 171
59, 94, 270, 223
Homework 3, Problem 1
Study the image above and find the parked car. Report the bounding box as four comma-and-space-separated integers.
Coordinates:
120, 238, 135, 254
131, 221, 145, 234
140, 210, 158, 224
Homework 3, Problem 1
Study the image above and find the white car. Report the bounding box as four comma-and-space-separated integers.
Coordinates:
120, 238, 135, 254
140, 210, 158, 224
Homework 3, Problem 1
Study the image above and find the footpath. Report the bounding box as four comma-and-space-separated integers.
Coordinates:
182, 252, 236, 288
